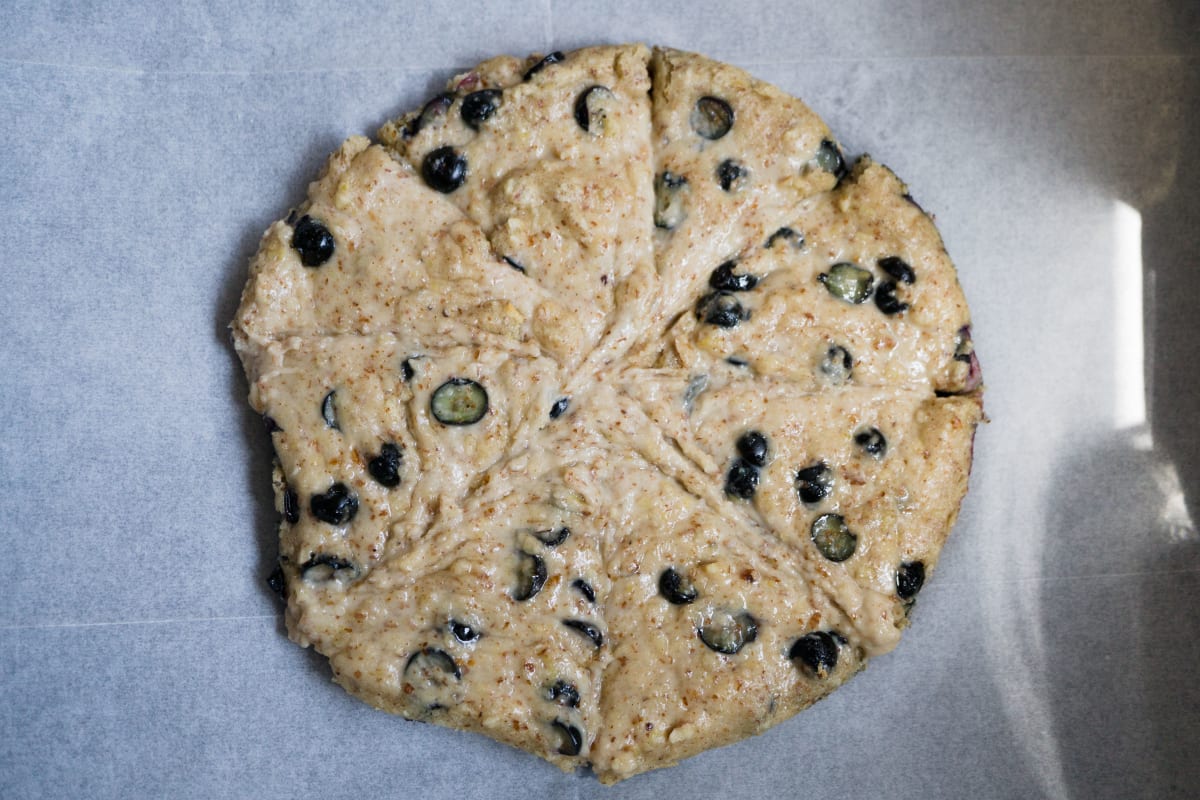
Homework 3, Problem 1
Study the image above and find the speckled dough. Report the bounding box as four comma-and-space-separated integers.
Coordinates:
232, 44, 984, 784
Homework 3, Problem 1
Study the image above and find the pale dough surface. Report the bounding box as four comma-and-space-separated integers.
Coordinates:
232, 44, 983, 783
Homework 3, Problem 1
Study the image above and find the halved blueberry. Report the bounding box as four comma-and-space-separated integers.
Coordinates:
716, 159, 746, 192
709, 260, 758, 292
691, 96, 734, 140
696, 291, 746, 328
523, 51, 564, 81
299, 553, 358, 582
551, 719, 583, 756
533, 526, 570, 547
572, 578, 596, 603
736, 431, 769, 468
854, 427, 887, 458
698, 609, 758, 654
766, 226, 803, 249
513, 551, 547, 601
422, 146, 468, 193
789, 630, 840, 677
310, 483, 358, 525
367, 443, 403, 488
820, 345, 853, 384
292, 215, 335, 267
320, 390, 339, 430
431, 378, 488, 425
795, 461, 833, 504
403, 648, 462, 692
811, 514, 857, 562
897, 561, 926, 600
874, 281, 909, 315
574, 85, 615, 132
725, 459, 759, 499
450, 620, 480, 643
659, 568, 698, 605
814, 139, 847, 180
819, 262, 874, 304
562, 619, 604, 648
461, 89, 502, 130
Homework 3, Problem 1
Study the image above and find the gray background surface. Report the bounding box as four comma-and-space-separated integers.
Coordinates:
2, 2, 1198, 798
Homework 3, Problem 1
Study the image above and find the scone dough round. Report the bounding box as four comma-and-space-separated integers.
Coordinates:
232, 44, 983, 784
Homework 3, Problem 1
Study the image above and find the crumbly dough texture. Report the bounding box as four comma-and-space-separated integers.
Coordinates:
232, 44, 983, 783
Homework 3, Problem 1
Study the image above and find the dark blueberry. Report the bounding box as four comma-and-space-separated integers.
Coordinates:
262, 413, 281, 433
421, 146, 468, 193
810, 514, 857, 562
736, 431, 769, 468
709, 260, 758, 292
534, 526, 570, 547
285, 208, 298, 226
461, 89, 502, 130
878, 256, 915, 284
550, 397, 570, 419
766, 226, 803, 249
696, 291, 746, 328
725, 459, 760, 500
502, 256, 526, 273
572, 578, 596, 603
814, 139, 847, 180
367, 442, 403, 488
874, 281, 909, 315
725, 356, 749, 368
450, 620, 480, 643
698, 609, 758, 654
523, 51, 564, 81
266, 565, 286, 598
310, 483, 358, 525
547, 679, 580, 708
300, 553, 358, 582
716, 159, 747, 192
431, 378, 488, 425
405, 92, 454, 137
691, 95, 734, 140
659, 567, 698, 605
897, 561, 926, 600
562, 619, 604, 648
320, 390, 339, 430
574, 85, 615, 132
403, 647, 462, 684
513, 551, 547, 601
551, 719, 583, 756
820, 345, 853, 384
819, 262, 874, 304
291, 215, 335, 267
795, 461, 834, 505
401, 358, 416, 382
283, 487, 300, 524
789, 630, 840, 678
654, 171, 689, 229
854, 427, 887, 458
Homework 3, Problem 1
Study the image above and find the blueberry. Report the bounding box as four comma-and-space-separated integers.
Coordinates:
320, 390, 339, 430
431, 378, 488, 425
283, 487, 300, 524
789, 631, 840, 678
502, 256, 526, 273
405, 92, 454, 137
299, 553, 358, 583
523, 51, 564, 81
450, 620, 480, 643
820, 345, 853, 384
691, 96, 733, 140
814, 139, 847, 180
367, 443, 403, 488
698, 609, 758, 654
854, 427, 887, 458
819, 262, 874, 304
421, 146, 468, 193
709, 260, 758, 292
736, 431, 769, 467
696, 291, 746, 328
725, 356, 749, 368
562, 619, 604, 648
659, 567, 698, 605
262, 413, 281, 433
874, 281, 909, 315
461, 89, 502, 130
551, 719, 583, 756
266, 565, 286, 598
954, 328, 975, 363
400, 358, 416, 382
766, 227, 803, 249
547, 679, 580, 708
513, 551, 547, 601
725, 459, 760, 499
810, 514, 857, 562
533, 526, 570, 547
550, 397, 570, 419
574, 85, 614, 133
897, 561, 926, 600
654, 171, 689, 230
310, 483, 358, 525
878, 256, 915, 284
403, 648, 462, 709
716, 159, 747, 192
291, 215, 335, 267
795, 462, 833, 505
572, 578, 596, 603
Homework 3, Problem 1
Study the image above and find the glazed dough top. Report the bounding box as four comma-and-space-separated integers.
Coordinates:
232, 44, 982, 784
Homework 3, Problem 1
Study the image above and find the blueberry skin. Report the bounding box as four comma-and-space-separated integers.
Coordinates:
562, 619, 604, 648
572, 578, 596, 603
523, 51, 564, 81
725, 459, 760, 499
310, 483, 358, 525
874, 281, 910, 315
736, 431, 769, 467
513, 551, 547, 601
422, 146, 468, 193
552, 719, 583, 756
283, 487, 300, 524
291, 215, 335, 267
